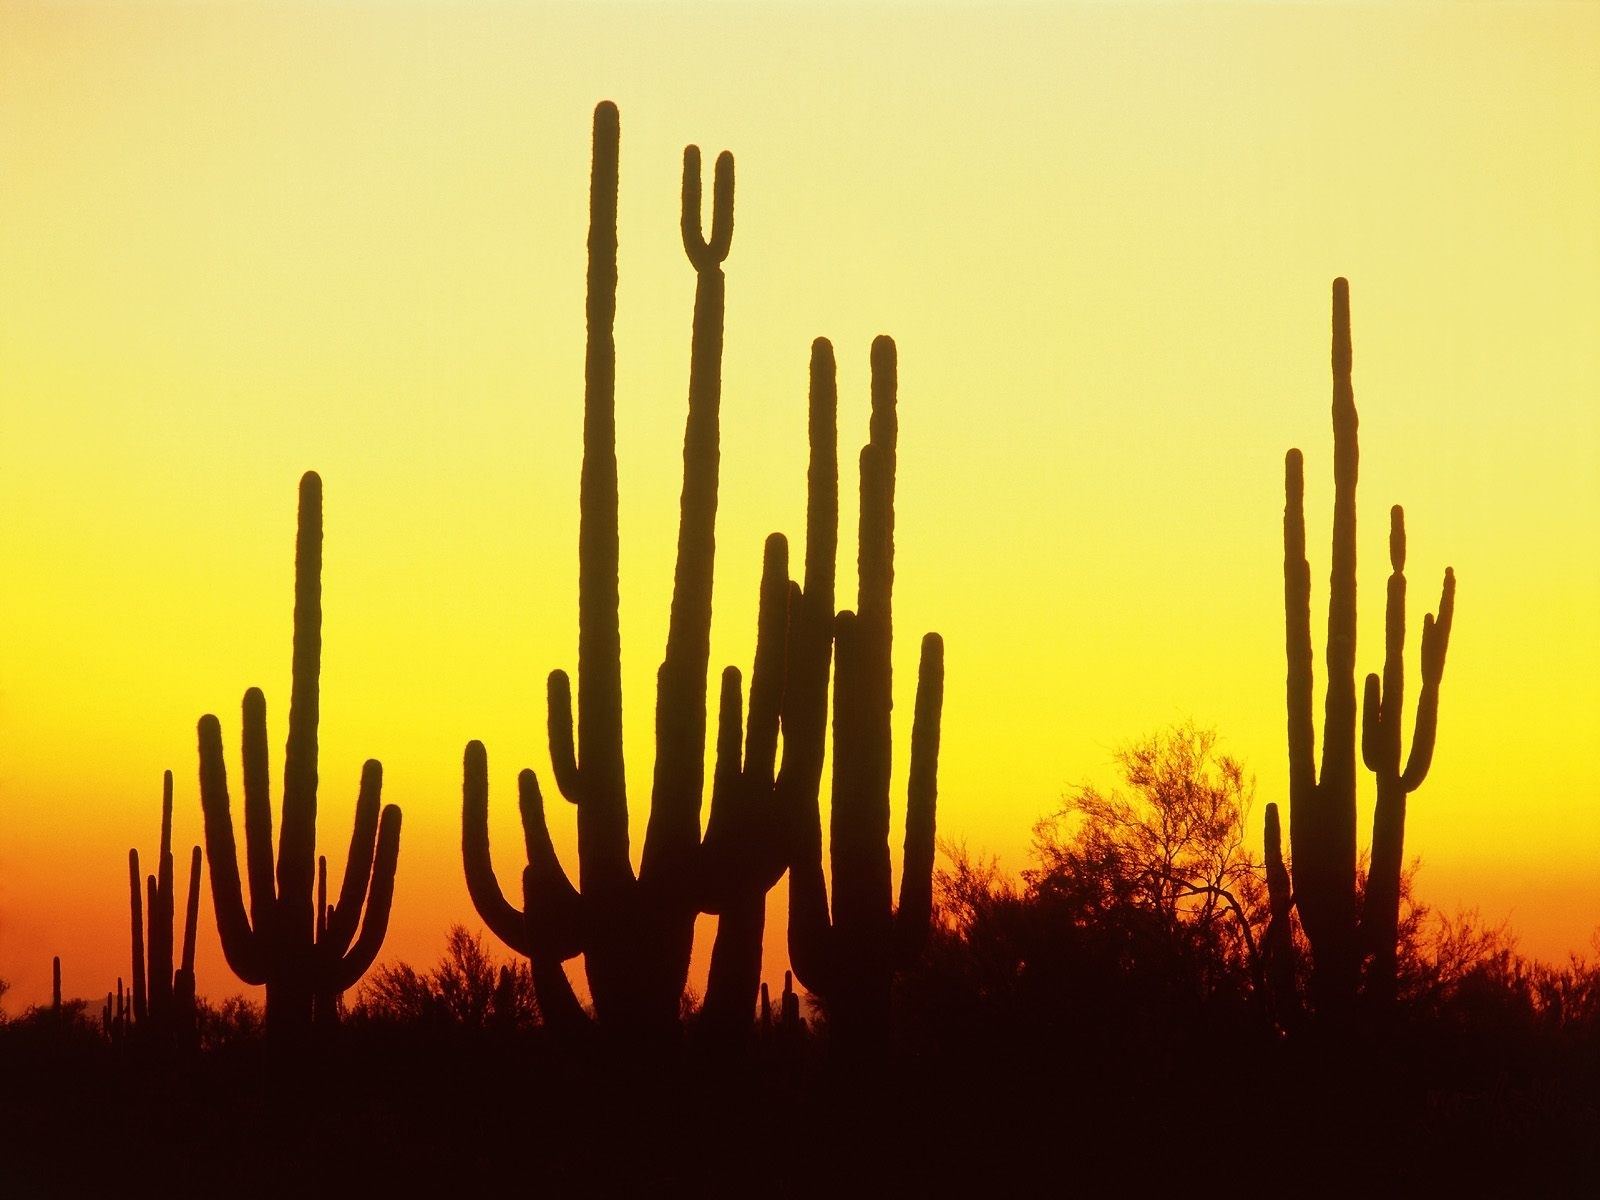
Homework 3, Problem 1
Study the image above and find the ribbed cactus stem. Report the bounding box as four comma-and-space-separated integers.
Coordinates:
786, 337, 945, 1053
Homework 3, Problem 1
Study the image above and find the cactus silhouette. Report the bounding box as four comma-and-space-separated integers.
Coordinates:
128, 770, 202, 1041
1359, 506, 1455, 1003
197, 472, 402, 1035
465, 101, 759, 1038
786, 336, 946, 1054
1284, 278, 1454, 1017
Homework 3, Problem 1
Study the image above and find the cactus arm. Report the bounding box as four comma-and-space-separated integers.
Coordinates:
1361, 673, 1382, 772
895, 632, 944, 962
681, 146, 735, 270
316, 856, 328, 944
198, 713, 270, 986
150, 771, 175, 1017
461, 740, 532, 956
327, 803, 401, 993
575, 100, 630, 890
322, 759, 384, 955
129, 849, 148, 1024
240, 687, 278, 927
518, 769, 584, 962
543, 670, 581, 807
1400, 568, 1455, 792
181, 845, 201, 976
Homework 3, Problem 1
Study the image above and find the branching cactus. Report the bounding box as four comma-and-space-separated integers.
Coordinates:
197, 472, 402, 1035
1359, 506, 1455, 1002
1283, 278, 1363, 1018
128, 770, 202, 1042
464, 101, 765, 1038
787, 336, 946, 1054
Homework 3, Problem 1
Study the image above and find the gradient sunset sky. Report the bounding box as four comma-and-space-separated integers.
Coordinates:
2, 1, 1596, 1011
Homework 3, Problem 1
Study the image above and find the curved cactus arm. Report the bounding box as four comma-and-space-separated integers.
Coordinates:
1400, 568, 1455, 792
681, 145, 735, 271
462, 741, 532, 956
322, 759, 384, 956
895, 632, 944, 962
546, 671, 581, 805
327, 803, 401, 994
518, 769, 584, 962
198, 712, 270, 986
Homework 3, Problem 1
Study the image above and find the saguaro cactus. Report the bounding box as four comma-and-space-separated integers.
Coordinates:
197, 472, 402, 1035
128, 770, 203, 1040
1360, 507, 1455, 1002
1283, 278, 1363, 1017
464, 101, 755, 1037
1283, 278, 1455, 1017
787, 336, 946, 1053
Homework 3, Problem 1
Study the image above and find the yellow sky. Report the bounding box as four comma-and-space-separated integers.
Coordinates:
2, 2, 1597, 1011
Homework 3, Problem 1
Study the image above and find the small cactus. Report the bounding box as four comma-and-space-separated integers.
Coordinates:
197, 472, 402, 1035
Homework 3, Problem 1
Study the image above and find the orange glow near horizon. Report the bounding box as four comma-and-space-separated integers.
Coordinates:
2, 2, 1598, 1012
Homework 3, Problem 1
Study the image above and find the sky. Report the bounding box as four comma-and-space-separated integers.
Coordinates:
1, 1, 1596, 1013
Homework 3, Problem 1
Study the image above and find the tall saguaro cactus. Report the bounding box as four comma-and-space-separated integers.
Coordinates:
464, 101, 750, 1037
787, 336, 946, 1053
197, 472, 402, 1035
1284, 278, 1455, 1017
1283, 278, 1363, 1016
1360, 506, 1455, 1002
128, 770, 203, 1039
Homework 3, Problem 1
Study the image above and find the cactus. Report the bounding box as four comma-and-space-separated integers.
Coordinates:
465, 101, 795, 1039
127, 771, 203, 1041
1283, 278, 1363, 1017
1359, 506, 1455, 1002
1283, 278, 1455, 1017
786, 336, 946, 1054
52, 955, 61, 1015
197, 471, 402, 1035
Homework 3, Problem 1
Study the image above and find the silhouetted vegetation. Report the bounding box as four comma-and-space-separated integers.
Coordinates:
197, 471, 403, 1036
3, 88, 1593, 1188
462, 103, 944, 1052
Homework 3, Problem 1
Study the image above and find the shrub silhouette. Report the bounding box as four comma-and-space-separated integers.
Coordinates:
196, 472, 402, 1036
352, 926, 539, 1031
1282, 278, 1454, 1019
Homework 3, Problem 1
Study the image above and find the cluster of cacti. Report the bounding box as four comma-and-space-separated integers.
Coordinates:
757, 970, 803, 1039
785, 337, 945, 1052
196, 471, 403, 1035
462, 102, 944, 1048
127, 770, 202, 1042
1282, 278, 1455, 1018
